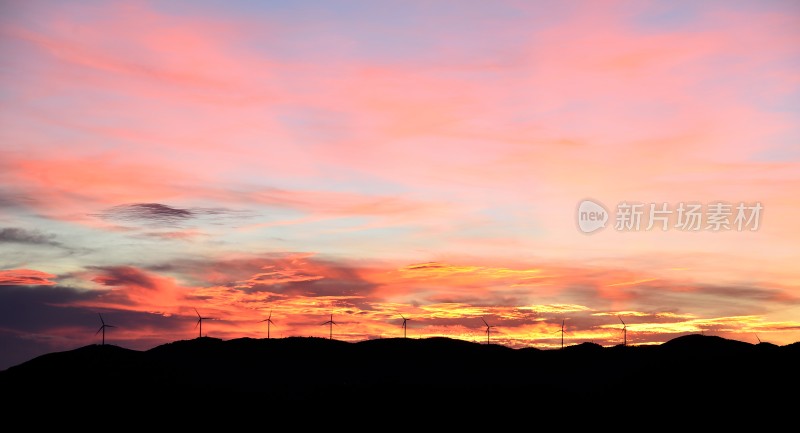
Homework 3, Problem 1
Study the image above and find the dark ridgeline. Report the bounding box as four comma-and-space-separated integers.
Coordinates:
1, 334, 798, 408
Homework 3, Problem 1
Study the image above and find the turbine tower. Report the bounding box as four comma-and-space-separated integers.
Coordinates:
482, 317, 496, 345
551, 319, 567, 349
618, 315, 627, 346
259, 310, 276, 339
322, 314, 337, 340
400, 314, 410, 338
96, 313, 116, 345
194, 308, 214, 338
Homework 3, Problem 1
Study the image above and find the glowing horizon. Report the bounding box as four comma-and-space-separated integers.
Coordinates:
1, 0, 799, 368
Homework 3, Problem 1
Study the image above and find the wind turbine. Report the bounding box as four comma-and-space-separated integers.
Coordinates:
482, 317, 496, 345
194, 308, 214, 338
322, 314, 337, 340
618, 316, 627, 346
400, 314, 410, 338
551, 320, 567, 349
259, 310, 275, 339
96, 313, 116, 345
755, 333, 762, 344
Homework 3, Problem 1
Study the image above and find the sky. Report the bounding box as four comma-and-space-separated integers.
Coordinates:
1, 0, 799, 370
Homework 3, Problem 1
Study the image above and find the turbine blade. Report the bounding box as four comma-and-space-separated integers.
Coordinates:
481, 317, 488, 327
98, 313, 105, 325
107, 325, 116, 328
195, 319, 201, 328
96, 326, 103, 335
268, 310, 272, 319
618, 315, 625, 325
194, 308, 200, 318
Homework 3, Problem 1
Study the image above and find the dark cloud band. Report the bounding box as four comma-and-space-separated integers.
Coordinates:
90, 202, 251, 228
0, 227, 62, 247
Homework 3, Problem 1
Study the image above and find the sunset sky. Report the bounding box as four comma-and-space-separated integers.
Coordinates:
1, 0, 799, 370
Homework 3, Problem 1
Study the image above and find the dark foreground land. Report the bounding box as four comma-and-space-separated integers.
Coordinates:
2, 334, 798, 408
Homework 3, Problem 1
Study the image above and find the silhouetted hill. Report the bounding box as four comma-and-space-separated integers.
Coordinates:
563, 341, 604, 353
783, 340, 800, 355
1, 334, 798, 406
661, 333, 754, 353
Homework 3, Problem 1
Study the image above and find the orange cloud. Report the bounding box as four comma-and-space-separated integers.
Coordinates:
7, 256, 796, 350
0, 269, 57, 286
79, 266, 190, 315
